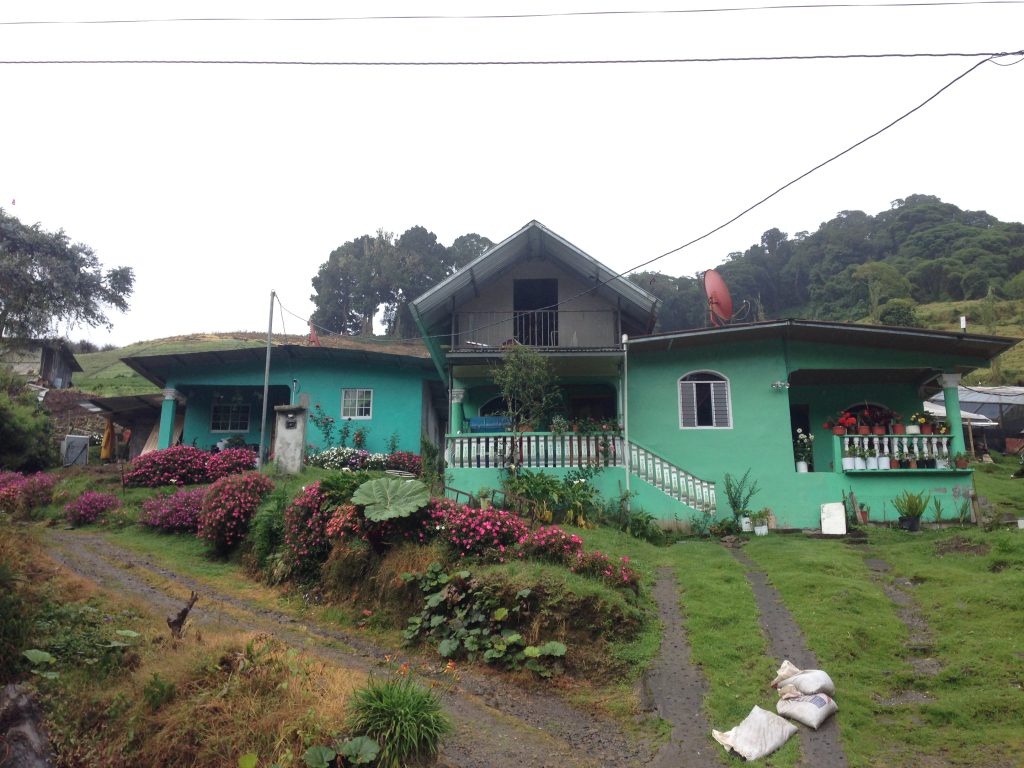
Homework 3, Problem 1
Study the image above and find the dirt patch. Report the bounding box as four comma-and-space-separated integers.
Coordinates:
640, 567, 717, 768
934, 536, 990, 557
42, 529, 653, 768
730, 549, 849, 768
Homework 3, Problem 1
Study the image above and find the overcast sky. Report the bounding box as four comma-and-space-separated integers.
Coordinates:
3, 1, 1022, 347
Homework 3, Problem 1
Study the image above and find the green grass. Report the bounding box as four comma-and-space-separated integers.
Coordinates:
970, 450, 1024, 518
743, 529, 1024, 767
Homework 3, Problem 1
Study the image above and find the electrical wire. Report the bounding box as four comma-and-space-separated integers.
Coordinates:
2, 1, 1021, 26
269, 52, 1012, 346
1, 50, 1018, 67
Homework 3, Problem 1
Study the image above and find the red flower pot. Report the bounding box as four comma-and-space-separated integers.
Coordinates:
857, 425, 870, 435
892, 424, 906, 435
832, 426, 847, 436
920, 424, 934, 435
872, 426, 886, 435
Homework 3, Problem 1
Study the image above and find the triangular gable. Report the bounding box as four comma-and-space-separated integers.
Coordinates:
409, 220, 659, 335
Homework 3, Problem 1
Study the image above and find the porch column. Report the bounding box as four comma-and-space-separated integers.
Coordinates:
939, 373, 965, 456
450, 385, 466, 435
158, 387, 183, 449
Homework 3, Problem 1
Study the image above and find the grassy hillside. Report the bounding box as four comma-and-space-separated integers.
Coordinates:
914, 297, 1024, 384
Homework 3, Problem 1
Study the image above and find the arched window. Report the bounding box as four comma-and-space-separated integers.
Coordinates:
679, 371, 731, 429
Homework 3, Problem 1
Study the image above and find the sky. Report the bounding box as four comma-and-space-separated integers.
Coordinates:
2, 1, 1022, 347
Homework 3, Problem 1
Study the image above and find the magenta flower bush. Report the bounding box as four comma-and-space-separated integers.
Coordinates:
283, 482, 337, 575
570, 550, 640, 593
140, 487, 207, 533
197, 471, 274, 555
440, 504, 530, 560
207, 447, 257, 480
125, 446, 211, 488
0, 472, 57, 516
65, 491, 120, 527
385, 451, 422, 476
519, 525, 585, 564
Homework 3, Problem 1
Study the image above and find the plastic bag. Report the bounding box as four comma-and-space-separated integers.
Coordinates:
770, 659, 835, 696
712, 705, 798, 761
776, 687, 838, 729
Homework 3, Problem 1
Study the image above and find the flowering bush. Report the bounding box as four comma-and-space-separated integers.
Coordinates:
307, 446, 369, 471
65, 491, 120, 527
793, 428, 814, 463
140, 487, 207, 533
0, 472, 57, 516
125, 446, 211, 487
197, 471, 275, 554
283, 482, 336, 574
324, 492, 438, 552
440, 504, 529, 560
570, 550, 640, 593
518, 525, 584, 565
386, 451, 422, 476
207, 447, 257, 480
363, 452, 389, 471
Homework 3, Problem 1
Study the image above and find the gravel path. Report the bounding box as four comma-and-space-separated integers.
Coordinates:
731, 547, 849, 768
641, 567, 718, 768
43, 529, 654, 768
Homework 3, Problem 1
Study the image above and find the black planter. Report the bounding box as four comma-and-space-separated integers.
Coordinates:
899, 459, 910, 469
898, 515, 921, 532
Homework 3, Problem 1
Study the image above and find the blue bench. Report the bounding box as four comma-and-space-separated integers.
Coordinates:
468, 416, 511, 433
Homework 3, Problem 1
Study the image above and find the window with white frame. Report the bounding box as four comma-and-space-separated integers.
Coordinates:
341, 388, 373, 419
211, 403, 250, 432
679, 372, 731, 428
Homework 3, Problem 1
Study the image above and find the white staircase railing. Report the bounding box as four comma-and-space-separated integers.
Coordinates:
627, 441, 716, 513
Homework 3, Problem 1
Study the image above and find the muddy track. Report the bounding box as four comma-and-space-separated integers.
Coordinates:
43, 529, 653, 768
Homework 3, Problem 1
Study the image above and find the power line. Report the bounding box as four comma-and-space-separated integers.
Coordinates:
287, 52, 1008, 345
1, 50, 1018, 67
2, 1, 1021, 26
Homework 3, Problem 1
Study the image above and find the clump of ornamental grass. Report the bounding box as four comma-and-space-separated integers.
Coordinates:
345, 662, 454, 768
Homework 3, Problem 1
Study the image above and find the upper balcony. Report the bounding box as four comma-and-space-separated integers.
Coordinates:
451, 309, 620, 351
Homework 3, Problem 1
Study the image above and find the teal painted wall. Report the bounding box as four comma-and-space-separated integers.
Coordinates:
165, 359, 432, 455
625, 338, 972, 528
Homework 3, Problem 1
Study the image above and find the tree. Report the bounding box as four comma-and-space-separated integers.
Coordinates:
852, 262, 912, 321
492, 344, 560, 432
0, 368, 56, 471
0, 208, 134, 339
878, 299, 921, 328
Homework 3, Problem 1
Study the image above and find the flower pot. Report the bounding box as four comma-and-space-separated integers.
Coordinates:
935, 457, 949, 469
857, 425, 871, 435
920, 424, 934, 435
865, 456, 879, 470
892, 424, 906, 435
753, 524, 769, 537
796, 461, 809, 473
832, 426, 847, 436
955, 458, 969, 469
872, 426, 886, 435
842, 456, 857, 471
898, 515, 921, 532
899, 459, 910, 469
889, 458, 900, 469
741, 516, 752, 532
876, 458, 889, 470
854, 457, 867, 471
906, 425, 921, 435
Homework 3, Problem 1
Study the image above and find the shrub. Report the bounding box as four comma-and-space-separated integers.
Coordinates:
363, 452, 389, 471
345, 668, 453, 768
125, 446, 211, 488
206, 447, 257, 480
65, 491, 120, 526
140, 487, 206, 533
283, 482, 335, 576
570, 550, 640, 593
197, 472, 275, 554
0, 472, 57, 517
518, 525, 584, 565
386, 451, 422, 476
307, 446, 369, 471
440, 504, 529, 561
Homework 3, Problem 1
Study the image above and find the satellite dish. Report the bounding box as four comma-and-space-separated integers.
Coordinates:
703, 269, 734, 327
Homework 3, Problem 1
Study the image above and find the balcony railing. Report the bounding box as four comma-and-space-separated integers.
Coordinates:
836, 433, 960, 471
452, 310, 618, 349
447, 432, 623, 469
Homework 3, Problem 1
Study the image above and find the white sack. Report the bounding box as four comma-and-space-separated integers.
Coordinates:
776, 687, 838, 729
712, 705, 798, 761
770, 659, 835, 696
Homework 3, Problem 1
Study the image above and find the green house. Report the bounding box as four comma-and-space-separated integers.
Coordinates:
124, 220, 1018, 530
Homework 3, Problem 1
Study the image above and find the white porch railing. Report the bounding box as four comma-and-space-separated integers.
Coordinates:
839, 433, 954, 468
447, 432, 624, 469
627, 441, 716, 513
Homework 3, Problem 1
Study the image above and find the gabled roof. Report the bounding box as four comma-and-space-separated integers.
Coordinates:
409, 220, 660, 333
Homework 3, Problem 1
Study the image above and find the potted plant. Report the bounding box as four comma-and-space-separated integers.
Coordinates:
854, 446, 867, 471
841, 443, 857, 471
889, 450, 901, 469
953, 452, 970, 469
891, 413, 906, 435
823, 411, 856, 436
892, 489, 930, 532
740, 512, 753, 532
749, 508, 771, 536
793, 428, 814, 472
865, 447, 879, 470
723, 469, 761, 527
550, 414, 571, 435
908, 411, 932, 435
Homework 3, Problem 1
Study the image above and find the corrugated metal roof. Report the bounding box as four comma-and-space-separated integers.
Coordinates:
410, 220, 659, 333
